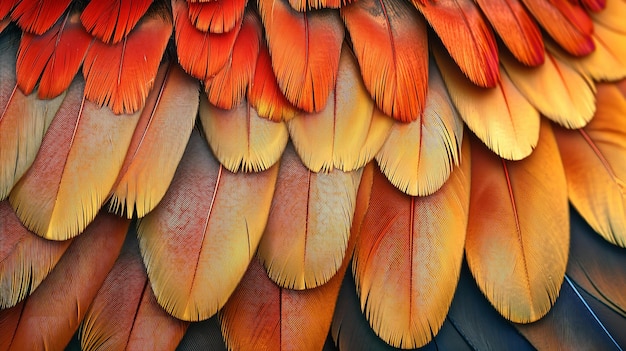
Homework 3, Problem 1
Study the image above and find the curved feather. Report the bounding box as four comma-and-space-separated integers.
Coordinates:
591, 0, 626, 34
204, 11, 261, 109
188, 0, 246, 33
341, 0, 428, 122
258, 144, 361, 289
553, 83, 626, 247
434, 45, 540, 160
9, 77, 141, 240
257, 0, 343, 112
83, 12, 172, 114
199, 96, 289, 173
16, 12, 92, 99
173, 0, 241, 81
375, 60, 463, 196
137, 131, 278, 321
414, 0, 499, 88
474, 0, 544, 66
287, 46, 376, 172
80, 227, 188, 351
0, 201, 70, 309
501, 51, 596, 129
0, 213, 128, 351
80, 0, 153, 44
0, 29, 65, 200
353, 140, 470, 348
465, 120, 569, 323
9, 0, 72, 35
109, 62, 198, 218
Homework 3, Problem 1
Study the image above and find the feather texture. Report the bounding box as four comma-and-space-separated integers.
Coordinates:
188, 0, 246, 33
341, 0, 428, 122
10, 0, 72, 35
465, 120, 569, 323
258, 144, 361, 289
80, 0, 153, 44
199, 96, 289, 173
553, 84, 626, 247
9, 77, 140, 240
137, 131, 278, 321
109, 62, 199, 218
353, 139, 470, 348
257, 0, 343, 112
375, 61, 463, 196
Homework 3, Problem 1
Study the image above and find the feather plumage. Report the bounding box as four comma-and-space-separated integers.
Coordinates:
257, 0, 343, 112
465, 120, 569, 323
187, 0, 246, 33
9, 0, 72, 35
9, 77, 140, 240
177, 316, 227, 351
341, 0, 428, 122
80, 0, 153, 44
137, 131, 278, 321
553, 83, 626, 247
109, 62, 199, 218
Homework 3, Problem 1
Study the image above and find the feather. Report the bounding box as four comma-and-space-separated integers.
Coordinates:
9, 0, 72, 35
0, 29, 65, 200
137, 131, 278, 321
414, 0, 499, 88
375, 60, 463, 196
465, 120, 569, 323
0, 213, 128, 351
434, 45, 539, 160
287, 46, 376, 173
341, 0, 428, 122
582, 0, 606, 12
83, 11, 172, 114
80, 226, 188, 351
199, 95, 289, 173
353, 139, 470, 348
187, 0, 246, 33
248, 42, 299, 122
80, 0, 153, 44
591, 0, 626, 33
355, 107, 394, 171
9, 77, 141, 240
257, 144, 361, 290
0, 1, 17, 20
177, 316, 227, 351
474, 0, 544, 66
0, 201, 71, 309
568, 209, 626, 317
288, 0, 345, 12
521, 0, 594, 56
257, 0, 343, 112
204, 11, 261, 109
16, 12, 92, 99
173, 0, 241, 81
109, 62, 199, 218
553, 83, 626, 247
501, 50, 596, 129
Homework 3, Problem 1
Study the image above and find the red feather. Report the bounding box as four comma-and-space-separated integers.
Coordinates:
580, 0, 606, 12
10, 0, 72, 35
80, 0, 153, 44
188, 0, 246, 33
0, 0, 17, 20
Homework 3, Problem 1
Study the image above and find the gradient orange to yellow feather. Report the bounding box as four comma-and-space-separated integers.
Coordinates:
0, 0, 625, 350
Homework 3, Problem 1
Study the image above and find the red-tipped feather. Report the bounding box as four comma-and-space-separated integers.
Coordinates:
80, 0, 153, 44
205, 11, 261, 109
414, 0, 499, 88
258, 0, 344, 112
581, 0, 606, 12
341, 0, 428, 122
10, 0, 72, 34
16, 12, 92, 99
188, 0, 246, 33
173, 0, 241, 81
83, 12, 172, 114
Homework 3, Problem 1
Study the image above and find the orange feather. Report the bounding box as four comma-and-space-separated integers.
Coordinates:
414, 0, 499, 88
204, 11, 261, 109
188, 0, 246, 33
581, 0, 606, 12
257, 0, 344, 112
341, 0, 428, 122
466, 120, 569, 323
9, 0, 72, 35
591, 0, 626, 33
353, 140, 470, 348
16, 12, 92, 99
80, 0, 153, 44
173, 0, 241, 81
0, 213, 128, 351
288, 0, 344, 11
137, 131, 278, 321
83, 12, 172, 114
